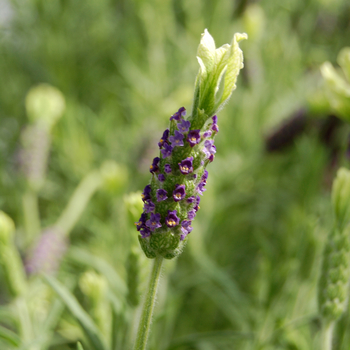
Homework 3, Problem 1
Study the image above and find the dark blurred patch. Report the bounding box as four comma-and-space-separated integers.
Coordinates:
265, 109, 308, 152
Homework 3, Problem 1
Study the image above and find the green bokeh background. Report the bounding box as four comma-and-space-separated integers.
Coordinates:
1, 0, 350, 349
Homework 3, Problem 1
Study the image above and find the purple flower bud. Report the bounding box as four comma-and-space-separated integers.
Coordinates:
212, 115, 218, 124
161, 143, 173, 158
158, 129, 170, 148
203, 130, 212, 138
170, 111, 181, 121
203, 140, 216, 158
140, 226, 151, 238
197, 181, 206, 195
156, 189, 168, 202
178, 156, 194, 175
158, 174, 165, 182
144, 200, 155, 213
202, 170, 208, 181
178, 107, 186, 117
208, 154, 215, 162
169, 130, 184, 147
146, 213, 162, 231
150, 157, 160, 173
194, 196, 201, 211
181, 220, 193, 240
135, 213, 147, 231
141, 185, 152, 202
165, 210, 180, 227
177, 120, 191, 133
212, 124, 219, 133
187, 196, 196, 204
173, 184, 186, 202
164, 164, 172, 173
188, 210, 196, 220
187, 130, 201, 147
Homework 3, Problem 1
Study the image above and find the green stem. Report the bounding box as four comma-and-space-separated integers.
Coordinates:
22, 189, 41, 244
321, 322, 334, 350
55, 170, 102, 236
133, 255, 163, 350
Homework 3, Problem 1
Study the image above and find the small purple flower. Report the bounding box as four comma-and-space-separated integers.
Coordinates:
169, 130, 184, 147
161, 143, 173, 158
197, 181, 206, 195
156, 189, 168, 202
188, 210, 196, 220
140, 226, 151, 238
187, 130, 201, 147
212, 115, 218, 124
208, 154, 215, 162
203, 140, 216, 158
165, 210, 180, 228
146, 213, 162, 231
158, 129, 170, 148
135, 213, 147, 231
202, 130, 212, 138
187, 196, 196, 204
173, 184, 186, 202
158, 174, 165, 182
164, 164, 172, 173
177, 120, 191, 133
150, 157, 160, 173
179, 156, 193, 175
180, 220, 193, 240
141, 185, 152, 202
144, 200, 155, 213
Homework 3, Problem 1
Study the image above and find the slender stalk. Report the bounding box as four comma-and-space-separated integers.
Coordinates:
22, 189, 41, 244
55, 171, 102, 235
321, 322, 334, 350
133, 255, 163, 350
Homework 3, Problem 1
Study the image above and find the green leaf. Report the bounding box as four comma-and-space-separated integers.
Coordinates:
0, 325, 20, 347
77, 341, 85, 350
44, 275, 107, 350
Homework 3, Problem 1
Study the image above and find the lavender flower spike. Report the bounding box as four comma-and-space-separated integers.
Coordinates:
136, 29, 246, 260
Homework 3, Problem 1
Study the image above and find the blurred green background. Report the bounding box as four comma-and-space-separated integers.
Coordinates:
1, 0, 350, 349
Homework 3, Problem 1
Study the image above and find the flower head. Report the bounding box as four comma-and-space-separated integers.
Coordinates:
169, 130, 184, 147
165, 210, 180, 227
141, 185, 152, 202
164, 164, 172, 173
144, 200, 155, 213
179, 157, 194, 175
187, 130, 201, 147
158, 129, 170, 148
177, 120, 191, 133
161, 143, 173, 158
146, 213, 162, 231
156, 189, 168, 202
150, 157, 160, 174
173, 184, 186, 202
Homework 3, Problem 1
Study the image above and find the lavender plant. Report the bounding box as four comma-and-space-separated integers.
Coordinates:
133, 29, 247, 350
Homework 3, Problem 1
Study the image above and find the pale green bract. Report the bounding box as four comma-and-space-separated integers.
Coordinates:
190, 29, 247, 129
321, 47, 350, 122
332, 167, 350, 231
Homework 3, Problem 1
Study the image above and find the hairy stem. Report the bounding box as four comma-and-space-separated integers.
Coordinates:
133, 255, 163, 350
22, 189, 41, 245
321, 322, 334, 350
